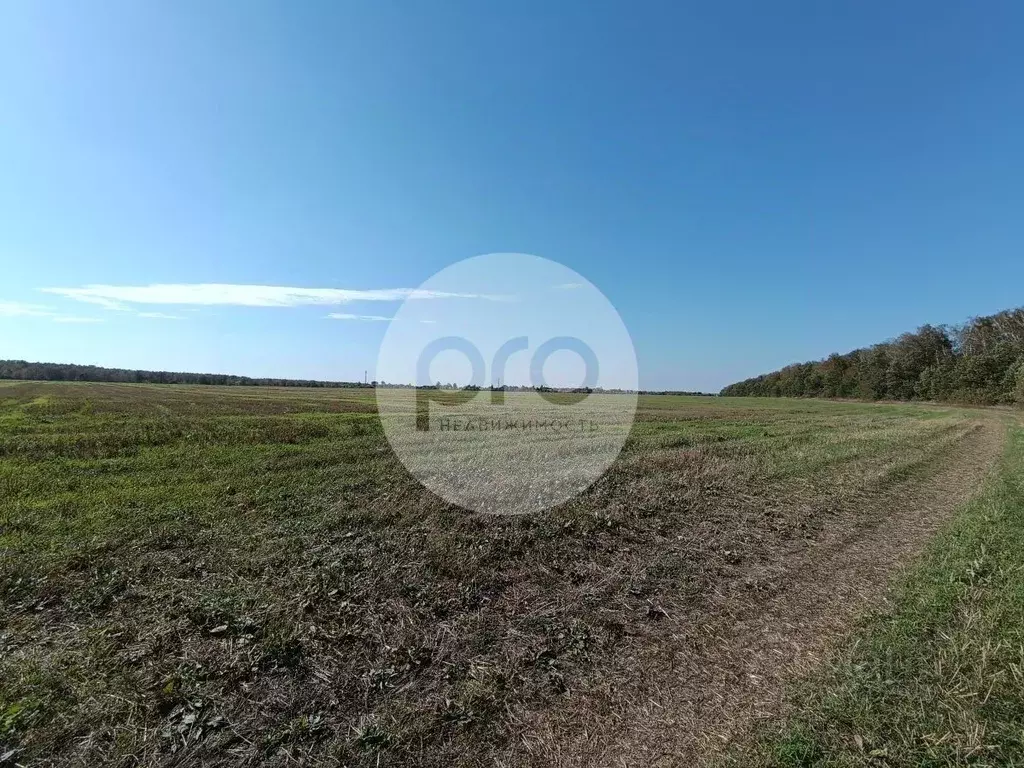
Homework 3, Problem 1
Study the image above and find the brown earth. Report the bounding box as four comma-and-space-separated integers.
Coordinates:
2, 388, 1007, 767
498, 417, 1006, 767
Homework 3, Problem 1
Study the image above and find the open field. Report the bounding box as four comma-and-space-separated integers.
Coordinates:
0, 382, 1015, 766
731, 423, 1024, 767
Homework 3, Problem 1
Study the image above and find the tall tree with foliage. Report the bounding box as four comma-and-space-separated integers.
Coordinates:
721, 307, 1024, 406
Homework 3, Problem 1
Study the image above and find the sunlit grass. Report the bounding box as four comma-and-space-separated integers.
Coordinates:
731, 423, 1024, 767
0, 381, 1001, 766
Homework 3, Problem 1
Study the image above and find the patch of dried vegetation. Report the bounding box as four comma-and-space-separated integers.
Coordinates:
0, 385, 1004, 766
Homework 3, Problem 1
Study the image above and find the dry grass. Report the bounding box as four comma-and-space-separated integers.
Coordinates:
0, 382, 1005, 766
729, 419, 1024, 767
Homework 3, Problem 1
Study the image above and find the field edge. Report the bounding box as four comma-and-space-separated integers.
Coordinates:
724, 417, 1024, 767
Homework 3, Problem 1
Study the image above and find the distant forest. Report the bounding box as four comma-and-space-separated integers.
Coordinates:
721, 307, 1024, 406
0, 360, 371, 388
0, 360, 712, 395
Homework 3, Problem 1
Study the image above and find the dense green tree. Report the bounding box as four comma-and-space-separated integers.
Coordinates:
721, 307, 1024, 407
0, 360, 373, 389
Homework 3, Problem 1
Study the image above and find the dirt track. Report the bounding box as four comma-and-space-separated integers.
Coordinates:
4, 389, 1008, 767
503, 416, 1006, 767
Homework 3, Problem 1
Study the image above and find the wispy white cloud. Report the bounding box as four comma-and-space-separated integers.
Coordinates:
137, 312, 185, 320
43, 283, 501, 309
50, 294, 132, 311
0, 301, 55, 317
326, 313, 391, 322
0, 300, 103, 324
555, 282, 586, 291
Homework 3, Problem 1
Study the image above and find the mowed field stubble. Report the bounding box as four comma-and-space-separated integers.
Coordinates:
0, 381, 1014, 766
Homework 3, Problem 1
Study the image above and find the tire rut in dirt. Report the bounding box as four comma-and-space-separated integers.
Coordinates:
501, 418, 1006, 767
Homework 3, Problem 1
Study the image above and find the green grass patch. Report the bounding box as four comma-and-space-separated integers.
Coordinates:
0, 382, 1005, 765
733, 422, 1024, 767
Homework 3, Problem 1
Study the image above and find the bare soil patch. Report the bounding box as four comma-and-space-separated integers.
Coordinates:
1, 388, 1004, 766
501, 418, 1005, 767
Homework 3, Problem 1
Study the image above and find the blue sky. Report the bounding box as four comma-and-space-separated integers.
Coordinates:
1, 1, 1022, 391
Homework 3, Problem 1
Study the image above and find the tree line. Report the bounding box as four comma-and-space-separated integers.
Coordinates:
720, 306, 1024, 406
0, 360, 372, 388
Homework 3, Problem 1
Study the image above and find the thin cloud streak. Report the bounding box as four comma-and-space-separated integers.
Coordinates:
0, 301, 54, 317
326, 313, 391, 321
0, 301, 103, 324
43, 283, 505, 309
